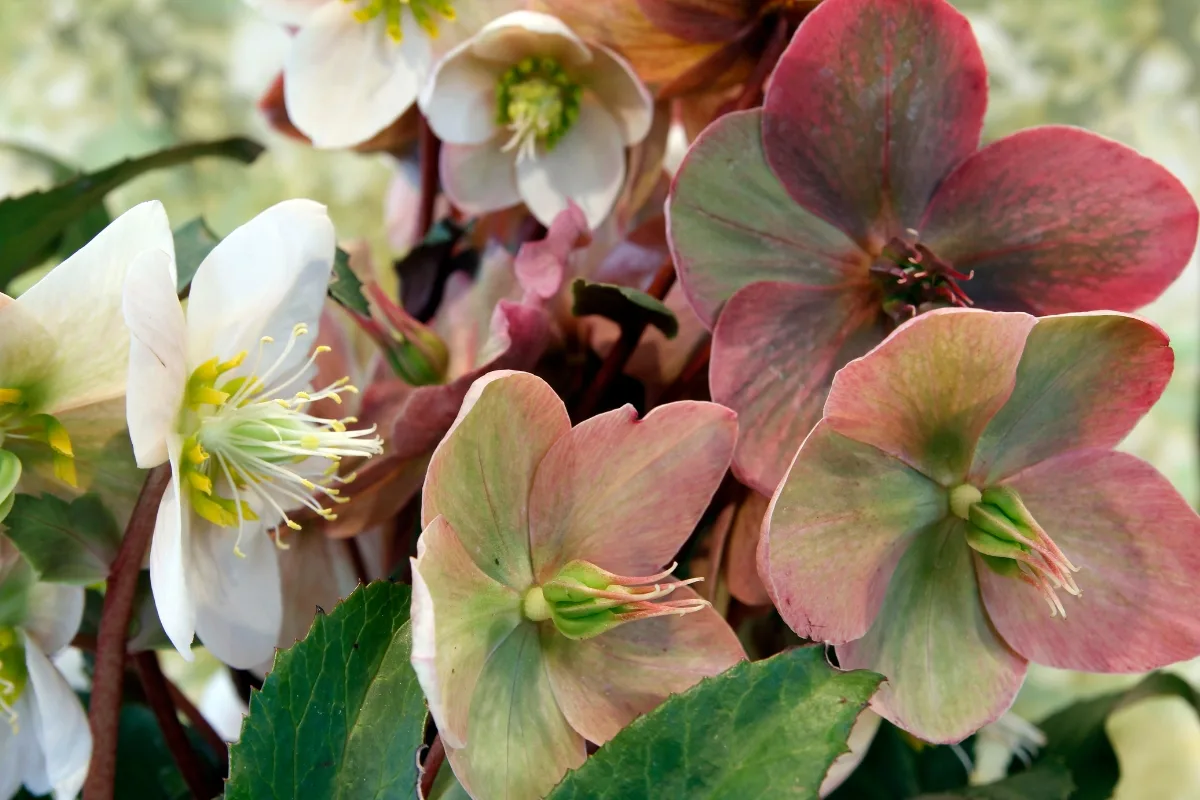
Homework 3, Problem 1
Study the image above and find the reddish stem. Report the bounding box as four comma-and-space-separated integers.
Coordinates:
419, 735, 446, 798
164, 680, 230, 779
575, 258, 677, 419
730, 15, 791, 112
417, 114, 441, 239
83, 465, 171, 800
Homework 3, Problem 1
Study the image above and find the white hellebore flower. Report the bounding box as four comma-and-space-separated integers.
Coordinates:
244, 0, 524, 149
122, 200, 383, 669
0, 541, 90, 800
0, 202, 172, 520
419, 10, 654, 228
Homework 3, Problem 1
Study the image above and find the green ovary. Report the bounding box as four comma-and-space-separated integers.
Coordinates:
0, 626, 27, 733
495, 57, 583, 160
344, 0, 457, 42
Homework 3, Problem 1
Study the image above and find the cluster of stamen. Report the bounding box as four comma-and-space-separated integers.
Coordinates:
344, 0, 456, 41
0, 626, 26, 734
181, 323, 383, 554
523, 560, 708, 640
0, 389, 76, 487
872, 230, 974, 324
495, 56, 582, 162
951, 484, 1081, 618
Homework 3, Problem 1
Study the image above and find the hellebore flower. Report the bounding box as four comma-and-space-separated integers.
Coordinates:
410, 370, 744, 799
244, 0, 522, 149
122, 200, 384, 669
0, 202, 172, 520
419, 11, 654, 228
0, 541, 90, 800
760, 309, 1200, 742
667, 0, 1199, 496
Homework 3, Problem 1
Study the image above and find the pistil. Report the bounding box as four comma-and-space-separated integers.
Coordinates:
495, 56, 582, 162
872, 229, 974, 323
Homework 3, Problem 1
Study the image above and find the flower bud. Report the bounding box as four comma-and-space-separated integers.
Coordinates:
363, 282, 450, 386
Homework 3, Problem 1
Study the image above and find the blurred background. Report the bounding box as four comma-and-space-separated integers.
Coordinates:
1, 0, 1197, 796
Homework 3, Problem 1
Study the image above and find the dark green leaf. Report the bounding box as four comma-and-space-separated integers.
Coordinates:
0, 136, 263, 287
172, 217, 221, 293
328, 247, 371, 317
571, 278, 679, 338
917, 762, 1074, 800
549, 646, 883, 799
3, 493, 121, 584
226, 581, 425, 800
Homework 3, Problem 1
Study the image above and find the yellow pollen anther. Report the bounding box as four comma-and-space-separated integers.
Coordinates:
293, 323, 309, 336
300, 435, 321, 450
0, 389, 23, 405
315, 345, 332, 355
331, 420, 347, 433
286, 520, 303, 531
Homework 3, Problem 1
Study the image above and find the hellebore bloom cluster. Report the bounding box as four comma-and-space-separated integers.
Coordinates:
420, 11, 653, 228
123, 200, 384, 669
0, 542, 90, 800
666, 0, 1199, 495
0, 202, 172, 520
410, 370, 745, 799
760, 309, 1200, 742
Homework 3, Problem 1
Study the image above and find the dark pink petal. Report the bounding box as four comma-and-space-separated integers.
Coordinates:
711, 280, 882, 494
971, 313, 1173, 484
762, 0, 987, 245
978, 449, 1200, 672
761, 422, 946, 645
528, 401, 736, 581
921, 126, 1200, 314
541, 586, 745, 744
667, 109, 866, 326
824, 309, 1035, 486
726, 490, 771, 607
513, 202, 591, 301
839, 519, 1028, 744
422, 371, 571, 590
635, 0, 754, 43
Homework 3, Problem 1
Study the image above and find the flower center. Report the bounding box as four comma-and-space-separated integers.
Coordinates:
180, 323, 383, 554
0, 626, 27, 734
525, 559, 708, 639
952, 484, 1081, 619
496, 56, 582, 162
871, 230, 974, 325
343, 0, 456, 42
0, 389, 76, 488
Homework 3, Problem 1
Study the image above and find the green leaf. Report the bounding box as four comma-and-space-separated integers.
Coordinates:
917, 762, 1074, 800
549, 647, 883, 799
571, 278, 679, 338
172, 217, 221, 293
0, 136, 264, 288
328, 247, 370, 317
1031, 672, 1200, 800
3, 493, 121, 584
226, 581, 426, 800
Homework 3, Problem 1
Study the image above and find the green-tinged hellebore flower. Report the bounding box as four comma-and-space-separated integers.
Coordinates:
0, 540, 90, 800
411, 371, 745, 799
0, 202, 172, 521
122, 200, 383, 669
761, 309, 1200, 744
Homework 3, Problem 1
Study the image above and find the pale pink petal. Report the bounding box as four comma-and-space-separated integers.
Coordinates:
978, 449, 1200, 672
824, 309, 1035, 486
418, 43, 503, 145
541, 587, 745, 744
467, 10, 593, 68
514, 203, 590, 300
528, 400, 736, 582
440, 139, 521, 217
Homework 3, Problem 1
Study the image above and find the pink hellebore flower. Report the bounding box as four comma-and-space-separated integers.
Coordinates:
760, 309, 1200, 743
411, 371, 745, 799
666, 0, 1199, 496
419, 11, 654, 228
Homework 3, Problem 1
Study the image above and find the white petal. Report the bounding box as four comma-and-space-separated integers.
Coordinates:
436, 0, 527, 51
151, 437, 196, 660
284, 1, 430, 149
123, 248, 188, 468
516, 100, 625, 228
0, 295, 55, 394
589, 45, 653, 145
21, 584, 84, 656
19, 201, 174, 416
185, 199, 335, 380
467, 10, 592, 68
820, 710, 882, 796
440, 140, 521, 216
243, 0, 329, 25
2, 692, 47, 796
418, 44, 502, 145
23, 636, 91, 800
190, 520, 282, 670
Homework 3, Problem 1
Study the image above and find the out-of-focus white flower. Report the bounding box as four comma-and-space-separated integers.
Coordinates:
419, 10, 652, 228
122, 199, 383, 669
1109, 694, 1200, 800
244, 0, 524, 149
